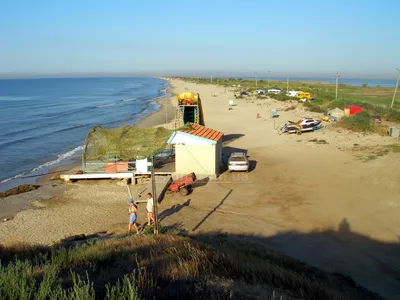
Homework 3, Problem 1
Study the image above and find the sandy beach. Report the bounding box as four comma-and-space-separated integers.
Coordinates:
1, 78, 400, 299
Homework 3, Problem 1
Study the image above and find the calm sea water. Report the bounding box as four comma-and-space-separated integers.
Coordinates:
0, 77, 167, 192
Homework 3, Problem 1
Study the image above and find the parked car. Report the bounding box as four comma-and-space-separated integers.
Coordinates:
228, 152, 249, 172
371, 115, 382, 123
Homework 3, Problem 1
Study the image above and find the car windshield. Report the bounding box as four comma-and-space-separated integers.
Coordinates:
230, 157, 246, 162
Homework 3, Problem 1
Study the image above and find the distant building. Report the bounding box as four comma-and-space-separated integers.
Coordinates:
344, 105, 363, 116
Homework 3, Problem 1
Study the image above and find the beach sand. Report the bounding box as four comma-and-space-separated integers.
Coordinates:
1, 78, 400, 299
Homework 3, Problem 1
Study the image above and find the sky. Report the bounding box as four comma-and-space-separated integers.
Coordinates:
0, 0, 399, 78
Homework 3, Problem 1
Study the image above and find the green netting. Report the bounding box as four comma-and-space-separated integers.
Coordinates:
83, 125, 173, 162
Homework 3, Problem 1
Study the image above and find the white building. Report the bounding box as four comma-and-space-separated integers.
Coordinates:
167, 123, 223, 179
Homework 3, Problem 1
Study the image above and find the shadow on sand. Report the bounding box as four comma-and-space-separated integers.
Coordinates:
191, 218, 400, 300
222, 133, 245, 145
159, 199, 191, 222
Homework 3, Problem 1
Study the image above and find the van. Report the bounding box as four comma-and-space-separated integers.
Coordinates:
267, 89, 281, 94
286, 91, 300, 97
296, 92, 311, 100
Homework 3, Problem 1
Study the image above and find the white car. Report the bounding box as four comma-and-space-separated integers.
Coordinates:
228, 152, 249, 172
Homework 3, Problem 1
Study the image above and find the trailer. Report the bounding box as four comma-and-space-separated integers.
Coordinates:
168, 172, 196, 196
280, 118, 322, 135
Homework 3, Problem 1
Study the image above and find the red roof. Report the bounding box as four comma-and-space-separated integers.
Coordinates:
179, 123, 223, 142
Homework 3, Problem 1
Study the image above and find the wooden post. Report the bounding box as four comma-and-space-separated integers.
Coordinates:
151, 155, 159, 235
126, 184, 133, 199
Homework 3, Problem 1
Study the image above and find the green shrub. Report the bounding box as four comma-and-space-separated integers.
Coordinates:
386, 109, 400, 122
338, 112, 374, 132
268, 93, 292, 101
327, 99, 346, 109
142, 223, 168, 236
105, 273, 141, 300
304, 102, 327, 113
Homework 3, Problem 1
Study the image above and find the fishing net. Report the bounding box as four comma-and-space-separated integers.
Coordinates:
83, 125, 173, 162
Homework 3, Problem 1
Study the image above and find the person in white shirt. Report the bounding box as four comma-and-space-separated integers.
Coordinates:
146, 192, 155, 226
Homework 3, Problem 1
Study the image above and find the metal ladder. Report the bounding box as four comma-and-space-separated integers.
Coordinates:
193, 105, 199, 124
174, 105, 185, 129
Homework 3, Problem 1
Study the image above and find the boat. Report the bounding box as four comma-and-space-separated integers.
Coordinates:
280, 118, 322, 134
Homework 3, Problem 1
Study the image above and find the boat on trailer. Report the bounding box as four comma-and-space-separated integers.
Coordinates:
280, 118, 322, 134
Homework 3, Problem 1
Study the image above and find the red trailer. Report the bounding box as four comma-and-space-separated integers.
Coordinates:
344, 105, 363, 116
169, 172, 196, 196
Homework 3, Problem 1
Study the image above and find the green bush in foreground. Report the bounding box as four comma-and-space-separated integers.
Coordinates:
338, 111, 374, 132
0, 233, 386, 300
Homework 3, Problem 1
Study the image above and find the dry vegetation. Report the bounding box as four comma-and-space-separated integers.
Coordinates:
0, 231, 385, 300
0, 184, 40, 198
352, 144, 400, 162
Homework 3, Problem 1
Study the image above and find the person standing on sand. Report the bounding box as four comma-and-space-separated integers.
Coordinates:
146, 193, 155, 226
128, 198, 139, 234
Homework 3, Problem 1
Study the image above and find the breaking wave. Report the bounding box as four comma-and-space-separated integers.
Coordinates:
0, 145, 84, 184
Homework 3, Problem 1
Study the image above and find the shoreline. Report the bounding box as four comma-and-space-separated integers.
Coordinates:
1, 79, 177, 219
35, 84, 176, 185
1, 79, 176, 189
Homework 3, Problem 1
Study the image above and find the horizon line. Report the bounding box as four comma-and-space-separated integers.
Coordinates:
0, 72, 396, 81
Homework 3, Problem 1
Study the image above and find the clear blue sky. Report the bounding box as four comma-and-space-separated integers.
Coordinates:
0, 0, 399, 78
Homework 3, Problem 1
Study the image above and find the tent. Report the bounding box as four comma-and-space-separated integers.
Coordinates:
240, 91, 248, 96
327, 107, 345, 119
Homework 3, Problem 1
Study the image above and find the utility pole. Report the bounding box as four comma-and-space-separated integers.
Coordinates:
286, 76, 289, 93
391, 68, 400, 109
164, 89, 168, 126
255, 72, 258, 87
151, 155, 159, 235
210, 74, 213, 84
335, 71, 340, 100
268, 70, 270, 89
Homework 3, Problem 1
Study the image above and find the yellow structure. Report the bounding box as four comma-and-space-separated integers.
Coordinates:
176, 92, 199, 102
296, 92, 311, 100
175, 92, 205, 129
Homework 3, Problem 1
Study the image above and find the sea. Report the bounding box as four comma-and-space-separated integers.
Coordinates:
0, 77, 168, 192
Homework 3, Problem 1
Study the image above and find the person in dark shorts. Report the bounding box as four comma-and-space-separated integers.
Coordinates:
128, 198, 139, 234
